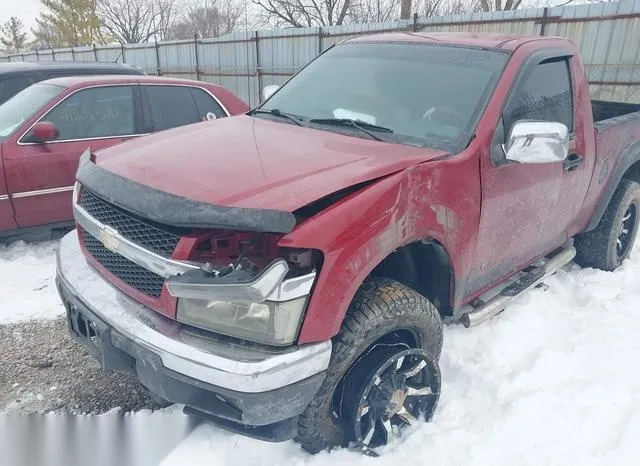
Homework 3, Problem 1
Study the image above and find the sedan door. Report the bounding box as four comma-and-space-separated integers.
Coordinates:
3, 84, 144, 228
140, 84, 228, 133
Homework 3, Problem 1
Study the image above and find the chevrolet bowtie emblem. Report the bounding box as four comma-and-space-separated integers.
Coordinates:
98, 227, 120, 253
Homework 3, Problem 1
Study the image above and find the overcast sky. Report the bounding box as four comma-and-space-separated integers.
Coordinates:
3, 0, 41, 33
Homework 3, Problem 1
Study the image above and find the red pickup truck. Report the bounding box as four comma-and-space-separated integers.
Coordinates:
0, 75, 248, 240
56, 33, 640, 455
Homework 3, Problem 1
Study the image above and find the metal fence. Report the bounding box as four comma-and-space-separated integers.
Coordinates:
2, 0, 640, 106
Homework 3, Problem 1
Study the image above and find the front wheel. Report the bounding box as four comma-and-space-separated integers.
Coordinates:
575, 179, 640, 271
295, 278, 443, 454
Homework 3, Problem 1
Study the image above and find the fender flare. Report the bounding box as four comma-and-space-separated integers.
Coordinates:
583, 139, 640, 232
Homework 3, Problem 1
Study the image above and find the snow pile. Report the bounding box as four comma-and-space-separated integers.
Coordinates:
0, 240, 64, 324
1, 237, 639, 465
161, 245, 640, 466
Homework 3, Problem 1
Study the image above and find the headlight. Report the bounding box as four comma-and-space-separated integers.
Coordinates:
177, 296, 307, 346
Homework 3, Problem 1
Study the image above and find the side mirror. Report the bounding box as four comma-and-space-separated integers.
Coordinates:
262, 85, 279, 102
504, 120, 569, 164
31, 121, 59, 143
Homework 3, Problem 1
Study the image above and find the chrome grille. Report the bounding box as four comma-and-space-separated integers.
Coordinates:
81, 230, 165, 298
78, 188, 182, 257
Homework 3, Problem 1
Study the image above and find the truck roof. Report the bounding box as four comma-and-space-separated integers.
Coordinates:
343, 31, 562, 51
39, 74, 215, 89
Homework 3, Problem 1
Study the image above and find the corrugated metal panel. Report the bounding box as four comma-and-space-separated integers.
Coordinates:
125, 44, 159, 74
159, 40, 197, 76
1, 1, 638, 103
96, 46, 123, 63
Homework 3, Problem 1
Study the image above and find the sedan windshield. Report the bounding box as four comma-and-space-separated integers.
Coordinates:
257, 43, 509, 152
0, 83, 64, 138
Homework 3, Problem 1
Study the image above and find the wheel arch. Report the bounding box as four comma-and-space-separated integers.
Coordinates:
585, 139, 640, 232
367, 239, 455, 318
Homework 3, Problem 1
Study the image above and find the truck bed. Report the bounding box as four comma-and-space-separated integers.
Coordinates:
584, 98, 640, 235
592, 99, 640, 129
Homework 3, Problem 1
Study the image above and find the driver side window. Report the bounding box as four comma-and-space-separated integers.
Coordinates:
492, 57, 574, 164
43, 86, 135, 141
503, 58, 574, 138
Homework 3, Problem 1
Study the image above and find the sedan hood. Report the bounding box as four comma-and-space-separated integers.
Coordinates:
95, 115, 448, 213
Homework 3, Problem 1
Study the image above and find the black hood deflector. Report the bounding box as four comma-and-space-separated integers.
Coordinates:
76, 150, 297, 234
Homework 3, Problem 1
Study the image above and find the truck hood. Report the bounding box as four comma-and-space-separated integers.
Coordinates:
95, 115, 449, 213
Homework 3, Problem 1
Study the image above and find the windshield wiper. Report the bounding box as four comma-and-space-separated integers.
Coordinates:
250, 108, 305, 127
308, 118, 393, 142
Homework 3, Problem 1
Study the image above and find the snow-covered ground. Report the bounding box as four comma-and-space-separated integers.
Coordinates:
0, 240, 63, 324
2, 239, 640, 465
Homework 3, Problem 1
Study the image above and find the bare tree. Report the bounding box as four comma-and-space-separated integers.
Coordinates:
254, 0, 353, 27
168, 0, 242, 39
477, 0, 523, 11
351, 0, 401, 22
153, 0, 180, 41
97, 0, 162, 43
400, 0, 412, 18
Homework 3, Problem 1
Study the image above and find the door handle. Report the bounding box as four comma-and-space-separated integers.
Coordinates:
563, 153, 583, 172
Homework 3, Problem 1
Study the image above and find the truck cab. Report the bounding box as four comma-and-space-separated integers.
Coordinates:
55, 33, 640, 455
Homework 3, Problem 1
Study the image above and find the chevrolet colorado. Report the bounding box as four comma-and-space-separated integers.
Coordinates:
56, 32, 640, 455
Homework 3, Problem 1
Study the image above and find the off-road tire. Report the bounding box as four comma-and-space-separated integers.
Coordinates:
295, 277, 443, 454
575, 178, 640, 271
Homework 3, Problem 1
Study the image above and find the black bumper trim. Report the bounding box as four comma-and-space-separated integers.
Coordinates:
56, 275, 325, 442
76, 149, 297, 233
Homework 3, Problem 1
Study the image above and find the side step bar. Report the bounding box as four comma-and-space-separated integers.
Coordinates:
459, 245, 576, 328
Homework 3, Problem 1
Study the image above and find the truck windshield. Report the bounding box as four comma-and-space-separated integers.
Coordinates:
257, 42, 509, 152
0, 83, 64, 139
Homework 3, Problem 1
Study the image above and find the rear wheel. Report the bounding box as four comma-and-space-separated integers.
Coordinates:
575, 179, 640, 271
295, 278, 443, 454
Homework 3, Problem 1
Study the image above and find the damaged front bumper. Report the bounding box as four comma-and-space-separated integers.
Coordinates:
55, 232, 331, 441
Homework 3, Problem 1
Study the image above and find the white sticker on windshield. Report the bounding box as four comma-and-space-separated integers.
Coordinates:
333, 108, 376, 125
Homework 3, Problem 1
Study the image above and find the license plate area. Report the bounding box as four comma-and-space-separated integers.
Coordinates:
64, 297, 134, 372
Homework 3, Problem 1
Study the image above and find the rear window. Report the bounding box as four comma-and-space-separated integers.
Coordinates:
0, 75, 35, 105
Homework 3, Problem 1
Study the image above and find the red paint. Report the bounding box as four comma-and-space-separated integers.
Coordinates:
95, 115, 448, 212
77, 34, 640, 344
0, 75, 248, 232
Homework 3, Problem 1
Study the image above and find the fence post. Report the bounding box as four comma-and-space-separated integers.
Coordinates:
255, 31, 262, 102
155, 40, 161, 76
93, 44, 98, 61
194, 34, 201, 81
35, 49, 39, 62
540, 7, 549, 36
413, 13, 418, 32
121, 43, 126, 63
318, 27, 323, 54
71, 48, 75, 61
51, 48, 55, 61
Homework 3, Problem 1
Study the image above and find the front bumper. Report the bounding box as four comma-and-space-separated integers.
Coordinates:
55, 231, 331, 440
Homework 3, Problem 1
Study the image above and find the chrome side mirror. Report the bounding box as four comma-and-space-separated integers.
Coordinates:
262, 85, 279, 102
504, 120, 569, 164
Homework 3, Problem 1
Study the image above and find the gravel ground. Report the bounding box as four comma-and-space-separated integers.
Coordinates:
0, 317, 169, 414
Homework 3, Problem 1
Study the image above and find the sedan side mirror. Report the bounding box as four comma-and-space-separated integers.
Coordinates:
504, 120, 569, 164
262, 85, 279, 102
31, 121, 59, 143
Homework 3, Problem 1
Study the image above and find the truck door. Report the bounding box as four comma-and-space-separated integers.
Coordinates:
468, 52, 583, 295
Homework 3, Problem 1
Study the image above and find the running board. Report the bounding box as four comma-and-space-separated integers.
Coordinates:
458, 246, 576, 328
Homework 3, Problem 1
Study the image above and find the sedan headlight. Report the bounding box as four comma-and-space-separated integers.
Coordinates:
177, 296, 308, 346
